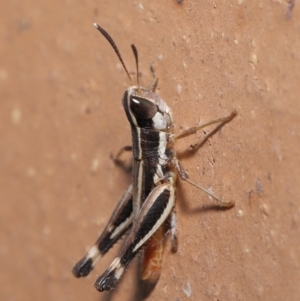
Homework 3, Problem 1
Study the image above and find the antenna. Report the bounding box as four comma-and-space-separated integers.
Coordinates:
93, 23, 132, 83
131, 44, 140, 92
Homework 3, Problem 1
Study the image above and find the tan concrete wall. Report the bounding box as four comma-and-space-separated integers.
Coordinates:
1, 1, 299, 300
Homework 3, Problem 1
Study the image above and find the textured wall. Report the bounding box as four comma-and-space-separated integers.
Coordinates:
1, 1, 300, 301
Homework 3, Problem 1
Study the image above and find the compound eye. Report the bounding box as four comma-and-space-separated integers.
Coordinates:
130, 96, 158, 119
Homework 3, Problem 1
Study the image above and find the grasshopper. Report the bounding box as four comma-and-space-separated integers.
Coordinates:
72, 23, 237, 292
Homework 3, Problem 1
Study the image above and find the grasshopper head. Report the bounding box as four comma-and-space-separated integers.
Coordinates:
93, 24, 172, 130
123, 86, 173, 130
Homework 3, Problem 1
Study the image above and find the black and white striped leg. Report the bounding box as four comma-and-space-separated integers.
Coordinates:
94, 183, 175, 292
72, 185, 134, 278
170, 211, 178, 253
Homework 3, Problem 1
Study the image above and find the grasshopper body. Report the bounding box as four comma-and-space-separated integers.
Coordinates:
72, 24, 236, 292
